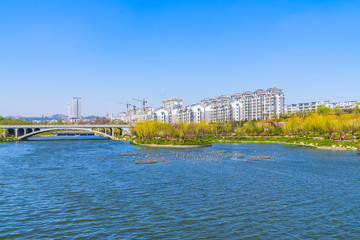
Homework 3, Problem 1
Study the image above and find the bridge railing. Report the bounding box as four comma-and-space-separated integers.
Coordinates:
0, 125, 130, 128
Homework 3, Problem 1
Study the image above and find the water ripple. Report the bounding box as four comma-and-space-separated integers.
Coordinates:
1, 141, 360, 239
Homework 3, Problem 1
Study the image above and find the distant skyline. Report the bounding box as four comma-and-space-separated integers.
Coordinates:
1, 0, 359, 116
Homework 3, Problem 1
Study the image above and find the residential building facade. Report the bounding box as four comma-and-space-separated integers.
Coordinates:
285, 100, 358, 114
151, 87, 285, 123
162, 98, 183, 111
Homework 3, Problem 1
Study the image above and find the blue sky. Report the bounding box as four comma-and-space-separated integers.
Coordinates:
0, 0, 359, 116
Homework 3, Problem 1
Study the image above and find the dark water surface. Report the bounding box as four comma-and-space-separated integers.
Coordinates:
1, 139, 360, 239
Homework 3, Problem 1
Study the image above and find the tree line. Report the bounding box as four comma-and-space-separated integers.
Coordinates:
132, 105, 360, 141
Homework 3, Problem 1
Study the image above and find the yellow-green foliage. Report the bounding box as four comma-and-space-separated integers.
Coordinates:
132, 120, 235, 140
132, 112, 360, 141
283, 113, 360, 138
0, 116, 33, 125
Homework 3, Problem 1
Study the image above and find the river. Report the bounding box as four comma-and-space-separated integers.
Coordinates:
1, 138, 360, 239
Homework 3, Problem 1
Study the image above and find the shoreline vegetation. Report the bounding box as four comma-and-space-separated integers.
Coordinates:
132, 141, 212, 148
0, 136, 17, 142
211, 137, 357, 151
131, 137, 358, 151
131, 105, 360, 151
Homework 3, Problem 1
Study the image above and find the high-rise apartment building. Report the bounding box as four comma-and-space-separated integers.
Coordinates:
199, 87, 284, 122
232, 87, 284, 120
162, 98, 183, 111
116, 88, 284, 123
153, 87, 285, 123
68, 97, 82, 120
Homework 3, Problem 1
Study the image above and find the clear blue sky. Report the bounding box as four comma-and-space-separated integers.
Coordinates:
0, 0, 359, 116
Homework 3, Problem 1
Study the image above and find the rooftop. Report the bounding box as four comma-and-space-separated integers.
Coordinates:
162, 97, 182, 102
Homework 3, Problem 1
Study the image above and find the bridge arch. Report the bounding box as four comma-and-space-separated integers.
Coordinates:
18, 128, 25, 137
26, 128, 33, 134
18, 127, 114, 141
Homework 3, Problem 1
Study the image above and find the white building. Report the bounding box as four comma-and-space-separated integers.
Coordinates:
231, 101, 245, 121
127, 87, 285, 124
153, 109, 169, 123
191, 105, 205, 123
106, 112, 114, 121
201, 87, 284, 122
138, 107, 155, 121
166, 104, 205, 124
285, 100, 358, 114
116, 112, 127, 122
334, 101, 358, 110
237, 88, 284, 120
285, 101, 323, 114
177, 107, 193, 123
162, 98, 183, 111
210, 104, 232, 122
168, 109, 179, 124
154, 87, 285, 123
68, 97, 82, 120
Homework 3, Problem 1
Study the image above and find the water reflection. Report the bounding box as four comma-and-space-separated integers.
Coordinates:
28, 136, 109, 141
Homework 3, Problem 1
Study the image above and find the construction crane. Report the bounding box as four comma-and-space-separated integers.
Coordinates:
117, 102, 135, 116
132, 98, 147, 112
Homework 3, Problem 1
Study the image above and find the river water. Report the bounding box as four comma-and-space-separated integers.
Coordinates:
1, 138, 360, 239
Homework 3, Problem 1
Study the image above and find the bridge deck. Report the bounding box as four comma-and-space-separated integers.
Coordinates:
0, 124, 131, 140
0, 125, 129, 128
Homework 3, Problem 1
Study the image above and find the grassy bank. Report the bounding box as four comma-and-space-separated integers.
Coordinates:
209, 136, 359, 150
0, 136, 17, 142
134, 136, 359, 150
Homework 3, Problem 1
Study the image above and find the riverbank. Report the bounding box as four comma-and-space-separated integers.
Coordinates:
134, 142, 212, 148
2, 135, 358, 152
0, 137, 17, 142
132, 140, 211, 148
211, 138, 359, 151
132, 136, 359, 151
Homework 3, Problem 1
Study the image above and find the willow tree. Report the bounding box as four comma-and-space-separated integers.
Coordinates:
283, 117, 302, 137
198, 120, 209, 137
243, 122, 255, 135
317, 105, 333, 115
341, 114, 360, 139
254, 121, 264, 134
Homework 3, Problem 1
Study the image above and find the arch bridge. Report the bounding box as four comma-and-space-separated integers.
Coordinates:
0, 125, 130, 141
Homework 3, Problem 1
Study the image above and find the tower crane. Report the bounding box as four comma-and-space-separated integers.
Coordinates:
132, 104, 137, 115
132, 98, 147, 112
117, 102, 136, 116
